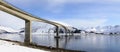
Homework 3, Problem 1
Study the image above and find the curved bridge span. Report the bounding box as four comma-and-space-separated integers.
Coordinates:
0, 0, 71, 45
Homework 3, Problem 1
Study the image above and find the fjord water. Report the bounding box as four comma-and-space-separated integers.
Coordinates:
0, 33, 120, 52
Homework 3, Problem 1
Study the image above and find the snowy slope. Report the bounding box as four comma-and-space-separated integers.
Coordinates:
0, 25, 18, 33
28, 25, 120, 34
0, 40, 49, 52
85, 25, 120, 34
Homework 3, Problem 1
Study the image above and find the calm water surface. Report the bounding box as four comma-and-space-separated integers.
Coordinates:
0, 33, 120, 52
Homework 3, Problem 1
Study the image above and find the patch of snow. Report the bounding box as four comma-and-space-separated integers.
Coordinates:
0, 40, 49, 52
0, 25, 18, 32
84, 25, 120, 34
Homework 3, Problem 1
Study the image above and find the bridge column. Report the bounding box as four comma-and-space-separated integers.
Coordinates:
55, 26, 60, 49
65, 29, 68, 37
68, 30, 71, 35
24, 20, 32, 45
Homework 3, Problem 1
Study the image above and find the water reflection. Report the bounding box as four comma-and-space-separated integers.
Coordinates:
1, 33, 120, 52
59, 35, 81, 49
0, 34, 24, 42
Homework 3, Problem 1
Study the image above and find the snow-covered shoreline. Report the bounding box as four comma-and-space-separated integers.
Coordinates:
0, 40, 50, 52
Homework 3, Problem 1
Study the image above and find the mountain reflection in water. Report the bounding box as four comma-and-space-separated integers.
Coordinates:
0, 33, 120, 52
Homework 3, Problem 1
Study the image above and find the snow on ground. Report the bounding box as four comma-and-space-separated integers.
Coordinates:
0, 40, 50, 52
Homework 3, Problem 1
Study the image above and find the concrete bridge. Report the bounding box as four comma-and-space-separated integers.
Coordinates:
0, 0, 70, 45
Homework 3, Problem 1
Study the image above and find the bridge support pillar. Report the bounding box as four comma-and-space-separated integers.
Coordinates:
65, 29, 68, 37
24, 20, 32, 45
55, 26, 60, 49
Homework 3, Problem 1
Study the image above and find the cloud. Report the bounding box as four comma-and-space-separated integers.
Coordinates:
55, 18, 108, 28
4, 0, 120, 14
2, 0, 118, 28
49, 20, 71, 26
5, 0, 120, 8
0, 10, 108, 29
0, 11, 25, 30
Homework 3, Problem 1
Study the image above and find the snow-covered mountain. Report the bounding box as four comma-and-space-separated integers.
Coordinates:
19, 27, 55, 34
1, 24, 120, 35
85, 25, 120, 34
0, 25, 18, 33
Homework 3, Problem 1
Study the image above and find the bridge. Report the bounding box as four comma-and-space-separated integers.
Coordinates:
0, 0, 71, 46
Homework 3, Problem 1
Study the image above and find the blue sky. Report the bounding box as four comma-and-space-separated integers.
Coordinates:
1, 0, 120, 29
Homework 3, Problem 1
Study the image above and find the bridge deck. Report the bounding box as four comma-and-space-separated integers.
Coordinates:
0, 0, 69, 46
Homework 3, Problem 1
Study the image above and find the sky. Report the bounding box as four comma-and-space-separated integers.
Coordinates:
0, 11, 25, 30
1, 0, 120, 29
